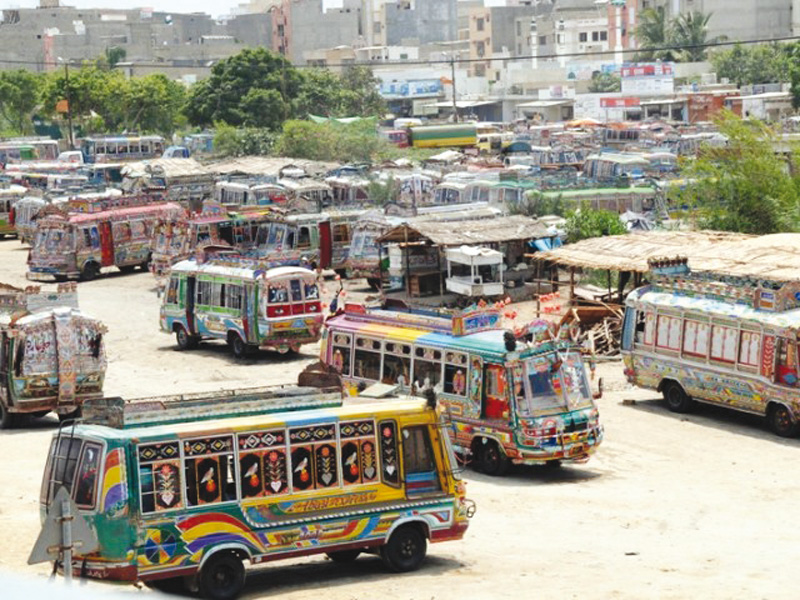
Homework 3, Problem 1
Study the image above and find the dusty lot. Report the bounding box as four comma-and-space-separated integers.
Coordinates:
1, 238, 799, 599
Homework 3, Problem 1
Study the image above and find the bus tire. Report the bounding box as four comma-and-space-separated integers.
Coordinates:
228, 333, 250, 359
0, 403, 18, 429
662, 381, 694, 413
326, 549, 361, 563
768, 403, 798, 438
380, 524, 427, 573
197, 552, 245, 600
139, 254, 152, 271
475, 439, 509, 476
118, 265, 136, 274
367, 278, 382, 291
175, 325, 198, 350
81, 262, 100, 281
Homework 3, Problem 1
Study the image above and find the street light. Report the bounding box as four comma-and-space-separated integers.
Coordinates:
57, 56, 75, 151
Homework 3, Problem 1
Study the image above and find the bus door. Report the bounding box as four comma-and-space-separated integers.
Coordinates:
318, 220, 332, 269
484, 364, 510, 421
402, 425, 441, 497
0, 332, 7, 395
98, 221, 114, 266
185, 276, 197, 335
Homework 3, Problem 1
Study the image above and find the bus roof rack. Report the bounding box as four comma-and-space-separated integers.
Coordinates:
81, 385, 343, 429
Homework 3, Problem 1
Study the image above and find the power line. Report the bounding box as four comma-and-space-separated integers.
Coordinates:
0, 34, 798, 71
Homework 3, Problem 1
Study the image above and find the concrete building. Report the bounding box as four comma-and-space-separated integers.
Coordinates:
638, 0, 792, 43
382, 0, 458, 46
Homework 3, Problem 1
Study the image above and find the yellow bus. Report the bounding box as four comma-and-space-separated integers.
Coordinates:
38, 386, 473, 599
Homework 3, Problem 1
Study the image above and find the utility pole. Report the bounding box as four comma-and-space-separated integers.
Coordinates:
450, 55, 458, 123
62, 59, 75, 151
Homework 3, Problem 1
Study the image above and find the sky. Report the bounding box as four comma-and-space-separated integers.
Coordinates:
7, 1, 262, 20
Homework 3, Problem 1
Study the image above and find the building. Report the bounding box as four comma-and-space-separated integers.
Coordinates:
382, 0, 458, 46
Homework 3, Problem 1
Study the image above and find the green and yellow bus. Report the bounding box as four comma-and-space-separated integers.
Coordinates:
39, 386, 472, 599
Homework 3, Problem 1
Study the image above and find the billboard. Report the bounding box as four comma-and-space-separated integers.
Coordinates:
600, 97, 640, 108
621, 62, 674, 95
380, 79, 444, 99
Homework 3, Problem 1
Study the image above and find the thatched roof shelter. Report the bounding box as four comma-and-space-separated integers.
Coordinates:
378, 215, 552, 246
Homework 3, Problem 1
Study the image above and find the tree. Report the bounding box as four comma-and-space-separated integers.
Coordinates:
122, 73, 187, 135
275, 118, 388, 163
338, 66, 386, 117
711, 43, 790, 87
587, 72, 621, 93
565, 205, 627, 243
105, 47, 127, 68
672, 11, 723, 62
294, 66, 386, 119
635, 7, 677, 62
40, 65, 124, 134
0, 70, 43, 134
184, 47, 300, 129
678, 111, 800, 234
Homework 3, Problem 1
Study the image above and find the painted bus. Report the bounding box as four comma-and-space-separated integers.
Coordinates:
407, 124, 478, 149
0, 183, 27, 237
0, 138, 59, 164
321, 303, 603, 474
622, 257, 800, 437
160, 256, 323, 358
38, 387, 472, 598
28, 195, 183, 281
0, 282, 105, 428
81, 135, 165, 164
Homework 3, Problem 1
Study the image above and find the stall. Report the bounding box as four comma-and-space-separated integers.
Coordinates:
446, 245, 504, 297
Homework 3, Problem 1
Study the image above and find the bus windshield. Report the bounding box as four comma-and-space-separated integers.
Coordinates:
518, 351, 593, 416
41, 435, 103, 509
32, 227, 76, 255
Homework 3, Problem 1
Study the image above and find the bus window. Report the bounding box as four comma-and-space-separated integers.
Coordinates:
183, 435, 237, 506
49, 437, 82, 500
443, 351, 468, 397
402, 426, 441, 494
413, 347, 442, 390
268, 284, 288, 304
484, 364, 509, 419
520, 355, 562, 414
331, 333, 352, 375
340, 419, 379, 485
225, 284, 243, 311
138, 441, 182, 513
304, 282, 319, 300
297, 226, 311, 250
354, 337, 381, 380
196, 280, 212, 306
382, 342, 411, 385
290, 279, 302, 302
166, 276, 180, 305
74, 443, 102, 509
333, 223, 350, 244
286, 228, 296, 249
776, 338, 799, 386
237, 429, 288, 498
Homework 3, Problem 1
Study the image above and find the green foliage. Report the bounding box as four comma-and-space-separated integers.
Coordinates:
0, 69, 42, 134
678, 111, 800, 234
711, 44, 790, 87
294, 66, 386, 119
185, 48, 299, 129
275, 119, 388, 163
565, 204, 627, 243
368, 177, 398, 207
212, 122, 277, 157
636, 8, 721, 63
105, 47, 127, 68
587, 72, 621, 93
513, 192, 567, 218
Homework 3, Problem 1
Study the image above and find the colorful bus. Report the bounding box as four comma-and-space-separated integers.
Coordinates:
28, 195, 183, 281
37, 387, 472, 598
622, 257, 800, 437
321, 303, 603, 474
408, 124, 478, 149
0, 138, 59, 163
0, 282, 105, 428
160, 256, 323, 358
81, 135, 165, 164
0, 183, 27, 237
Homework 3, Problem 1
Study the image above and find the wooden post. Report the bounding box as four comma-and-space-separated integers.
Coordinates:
570, 267, 575, 302
536, 260, 542, 318
438, 246, 444, 297
607, 269, 612, 299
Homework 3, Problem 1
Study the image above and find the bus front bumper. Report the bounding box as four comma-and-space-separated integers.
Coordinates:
27, 266, 78, 281
62, 557, 137, 582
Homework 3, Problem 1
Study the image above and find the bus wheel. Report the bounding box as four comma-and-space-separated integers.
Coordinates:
198, 552, 245, 600
175, 326, 198, 350
380, 525, 427, 572
0, 403, 18, 429
768, 404, 798, 438
288, 342, 301, 354
81, 262, 100, 281
118, 265, 136, 274
326, 549, 361, 563
229, 334, 250, 359
662, 381, 694, 413
367, 278, 382, 291
476, 439, 509, 476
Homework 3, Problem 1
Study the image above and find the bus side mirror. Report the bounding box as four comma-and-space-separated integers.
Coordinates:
593, 377, 604, 400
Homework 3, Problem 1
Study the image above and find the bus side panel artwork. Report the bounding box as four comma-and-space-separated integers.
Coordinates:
319, 220, 332, 270
99, 221, 114, 266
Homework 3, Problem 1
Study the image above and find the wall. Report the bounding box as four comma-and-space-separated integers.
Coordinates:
383, 0, 457, 46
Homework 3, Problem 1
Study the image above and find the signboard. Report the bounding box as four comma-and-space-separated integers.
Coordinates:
621, 63, 674, 78
452, 307, 501, 336
621, 62, 674, 96
379, 79, 443, 99
600, 97, 640, 108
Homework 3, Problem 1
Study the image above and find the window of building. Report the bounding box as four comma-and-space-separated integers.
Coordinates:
539, 35, 547, 46
592, 31, 600, 42
477, 17, 484, 31
579, 32, 588, 42
557, 33, 565, 44
600, 30, 608, 41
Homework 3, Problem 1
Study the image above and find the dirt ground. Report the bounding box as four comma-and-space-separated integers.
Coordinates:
1, 238, 799, 599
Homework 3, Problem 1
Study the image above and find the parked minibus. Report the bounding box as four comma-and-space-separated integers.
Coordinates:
160, 256, 323, 358
28, 195, 182, 281
38, 386, 472, 598
321, 302, 603, 474
622, 257, 800, 437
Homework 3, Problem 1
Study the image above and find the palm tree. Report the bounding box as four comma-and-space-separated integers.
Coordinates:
635, 7, 677, 62
672, 11, 724, 62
